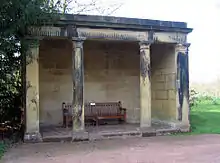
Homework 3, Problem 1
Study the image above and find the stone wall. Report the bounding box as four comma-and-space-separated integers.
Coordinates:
39, 39, 73, 126
84, 41, 140, 123
38, 39, 177, 126
151, 44, 177, 120
39, 39, 140, 126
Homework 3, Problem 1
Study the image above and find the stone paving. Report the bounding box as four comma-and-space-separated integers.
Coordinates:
2, 134, 220, 163
41, 123, 172, 141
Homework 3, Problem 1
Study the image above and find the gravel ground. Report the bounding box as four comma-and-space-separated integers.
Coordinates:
2, 134, 220, 163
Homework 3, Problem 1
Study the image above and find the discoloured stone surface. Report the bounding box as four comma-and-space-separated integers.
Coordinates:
25, 40, 42, 142
77, 28, 148, 41
153, 32, 187, 44
28, 27, 62, 37
151, 44, 177, 120
72, 39, 85, 132
139, 42, 151, 128
2, 135, 220, 163
28, 14, 192, 37
24, 132, 42, 143
175, 44, 190, 125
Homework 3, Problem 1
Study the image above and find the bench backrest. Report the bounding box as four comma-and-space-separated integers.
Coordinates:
85, 102, 121, 116
62, 102, 72, 114
62, 102, 122, 116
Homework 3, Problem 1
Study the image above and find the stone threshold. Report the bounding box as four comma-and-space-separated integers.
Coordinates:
41, 127, 187, 143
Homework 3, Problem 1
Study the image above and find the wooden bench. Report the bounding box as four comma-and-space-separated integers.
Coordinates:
62, 102, 72, 127
62, 101, 126, 127
0, 126, 8, 140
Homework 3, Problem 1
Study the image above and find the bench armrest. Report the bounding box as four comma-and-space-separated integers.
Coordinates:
120, 107, 126, 111
119, 107, 127, 122
120, 107, 126, 114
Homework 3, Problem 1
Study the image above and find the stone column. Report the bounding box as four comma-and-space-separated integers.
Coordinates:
139, 42, 151, 128
175, 43, 190, 126
24, 39, 42, 142
72, 38, 88, 140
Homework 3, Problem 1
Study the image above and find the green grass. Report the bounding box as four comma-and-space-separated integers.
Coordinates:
0, 141, 6, 160
172, 99, 220, 136
190, 100, 220, 134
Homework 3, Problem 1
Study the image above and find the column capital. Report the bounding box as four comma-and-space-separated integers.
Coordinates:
23, 38, 41, 49
25, 39, 40, 65
72, 37, 86, 42
72, 37, 86, 48
139, 41, 152, 49
175, 43, 191, 53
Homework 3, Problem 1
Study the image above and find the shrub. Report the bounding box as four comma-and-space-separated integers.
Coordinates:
189, 89, 220, 106
0, 142, 6, 159
189, 88, 200, 107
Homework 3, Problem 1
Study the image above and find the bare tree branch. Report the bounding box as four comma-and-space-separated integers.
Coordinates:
48, 0, 123, 15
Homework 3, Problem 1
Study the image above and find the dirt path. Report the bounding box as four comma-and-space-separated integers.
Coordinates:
2, 134, 220, 163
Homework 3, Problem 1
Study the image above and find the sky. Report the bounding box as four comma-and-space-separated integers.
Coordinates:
79, 0, 220, 83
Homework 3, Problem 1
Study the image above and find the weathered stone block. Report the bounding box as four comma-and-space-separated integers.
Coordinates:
162, 100, 176, 119
152, 100, 163, 110
72, 131, 89, 141
152, 91, 156, 100
165, 61, 175, 68
155, 91, 168, 100
168, 90, 176, 100
161, 68, 175, 74
24, 132, 42, 143
157, 61, 166, 69
165, 74, 176, 82
165, 81, 176, 90
153, 70, 162, 75
153, 74, 165, 82
152, 82, 165, 90
162, 100, 169, 110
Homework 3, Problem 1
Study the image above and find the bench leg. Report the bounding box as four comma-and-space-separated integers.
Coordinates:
65, 116, 68, 128
68, 116, 72, 127
63, 114, 66, 127
96, 118, 99, 128
118, 118, 124, 124
1, 132, 3, 140
124, 114, 126, 123
64, 115, 71, 128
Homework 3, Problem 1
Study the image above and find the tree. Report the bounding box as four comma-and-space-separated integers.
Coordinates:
0, 0, 59, 132
48, 0, 123, 14
0, 0, 122, 138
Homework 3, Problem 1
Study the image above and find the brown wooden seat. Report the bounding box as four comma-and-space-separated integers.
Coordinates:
62, 102, 72, 127
62, 101, 126, 127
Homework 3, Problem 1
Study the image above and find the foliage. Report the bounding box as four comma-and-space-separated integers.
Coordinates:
0, 0, 122, 159
189, 88, 200, 107
48, 0, 123, 14
189, 88, 220, 109
0, 0, 122, 141
0, 0, 59, 139
0, 134, 21, 160
0, 141, 6, 159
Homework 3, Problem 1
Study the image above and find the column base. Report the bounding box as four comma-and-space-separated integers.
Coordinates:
169, 122, 191, 132
72, 131, 89, 141
24, 132, 42, 143
152, 119, 191, 132
140, 123, 151, 128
